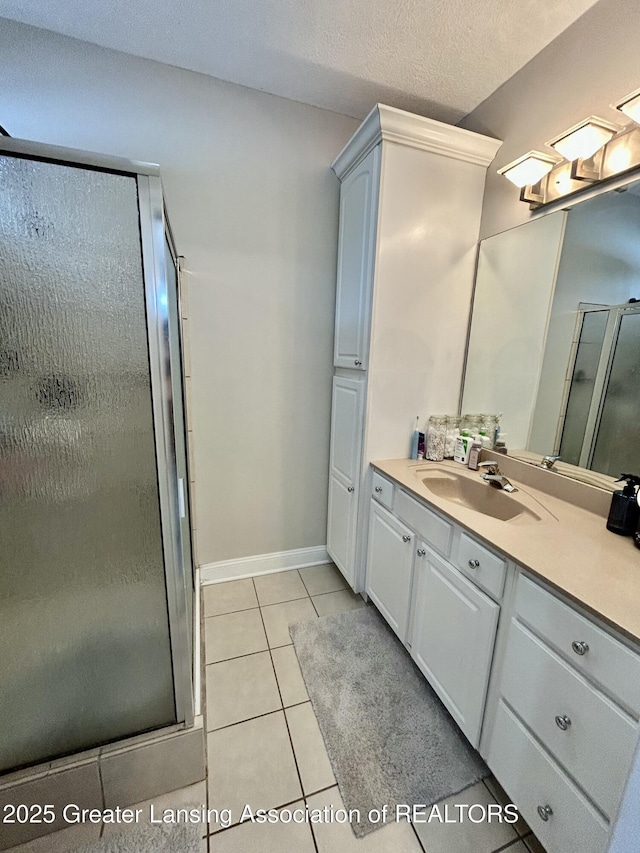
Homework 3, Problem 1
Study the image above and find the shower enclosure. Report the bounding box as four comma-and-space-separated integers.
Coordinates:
0, 138, 194, 775
559, 302, 640, 476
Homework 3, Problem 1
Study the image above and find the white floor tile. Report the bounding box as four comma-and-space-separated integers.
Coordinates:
203, 579, 257, 617
261, 598, 318, 647
299, 563, 347, 596
204, 608, 267, 663
271, 645, 309, 707
206, 801, 315, 853
412, 780, 519, 853
207, 712, 302, 831
206, 651, 281, 730
1, 823, 100, 853
285, 702, 335, 794
307, 786, 422, 853
254, 571, 308, 606
312, 589, 366, 617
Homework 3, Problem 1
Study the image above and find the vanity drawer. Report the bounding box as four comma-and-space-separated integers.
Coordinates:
455, 532, 507, 601
395, 489, 452, 557
501, 617, 637, 819
515, 574, 640, 715
371, 471, 394, 510
487, 700, 609, 853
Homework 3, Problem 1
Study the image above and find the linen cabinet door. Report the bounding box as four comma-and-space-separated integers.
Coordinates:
327, 376, 364, 588
410, 548, 499, 747
333, 145, 380, 370
365, 501, 414, 642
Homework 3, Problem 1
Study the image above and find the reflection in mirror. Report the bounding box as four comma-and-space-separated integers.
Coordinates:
463, 180, 640, 487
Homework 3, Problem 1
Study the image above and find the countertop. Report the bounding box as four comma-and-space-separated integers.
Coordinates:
372, 458, 640, 643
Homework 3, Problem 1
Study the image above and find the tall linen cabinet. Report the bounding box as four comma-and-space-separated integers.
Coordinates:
327, 105, 501, 591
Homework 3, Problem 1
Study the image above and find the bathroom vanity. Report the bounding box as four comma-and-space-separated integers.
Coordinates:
366, 458, 640, 853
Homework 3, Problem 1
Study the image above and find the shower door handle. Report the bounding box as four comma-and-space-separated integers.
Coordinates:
178, 478, 186, 519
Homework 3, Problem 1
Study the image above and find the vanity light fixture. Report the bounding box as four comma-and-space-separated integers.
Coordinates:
497, 151, 559, 188
500, 88, 640, 208
614, 86, 640, 124
548, 117, 618, 162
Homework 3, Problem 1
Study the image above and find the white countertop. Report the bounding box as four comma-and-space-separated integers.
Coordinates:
372, 458, 640, 643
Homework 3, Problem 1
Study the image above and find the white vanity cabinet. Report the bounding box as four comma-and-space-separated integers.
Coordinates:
411, 547, 499, 746
366, 474, 502, 747
326, 105, 501, 591
327, 375, 365, 587
366, 500, 414, 642
484, 572, 640, 853
333, 145, 379, 370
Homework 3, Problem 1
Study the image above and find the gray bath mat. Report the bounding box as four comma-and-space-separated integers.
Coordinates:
290, 605, 489, 837
75, 822, 201, 852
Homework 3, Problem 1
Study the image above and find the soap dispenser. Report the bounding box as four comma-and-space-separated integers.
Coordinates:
606, 474, 640, 536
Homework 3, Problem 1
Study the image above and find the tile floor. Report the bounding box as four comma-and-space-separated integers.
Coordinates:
200, 564, 547, 853
5, 563, 547, 853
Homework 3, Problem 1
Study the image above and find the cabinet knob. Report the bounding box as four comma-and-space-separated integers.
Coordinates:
468, 559, 480, 569
555, 714, 571, 731
374, 486, 383, 493
571, 640, 589, 656
537, 804, 553, 822
347, 486, 354, 493
402, 535, 411, 543
417, 548, 426, 557
354, 359, 362, 366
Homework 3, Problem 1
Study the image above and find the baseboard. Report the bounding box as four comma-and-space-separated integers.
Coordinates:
200, 545, 330, 585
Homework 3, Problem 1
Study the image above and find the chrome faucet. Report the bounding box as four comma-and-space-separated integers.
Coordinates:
540, 454, 561, 471
478, 461, 518, 492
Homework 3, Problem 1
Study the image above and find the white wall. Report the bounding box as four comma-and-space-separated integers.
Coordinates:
0, 17, 358, 565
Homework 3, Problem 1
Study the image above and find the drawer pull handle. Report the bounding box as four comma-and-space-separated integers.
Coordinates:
374, 486, 383, 493
555, 714, 571, 731
347, 486, 354, 493
571, 640, 589, 656
468, 559, 480, 569
537, 804, 553, 822
417, 548, 426, 557
402, 535, 411, 543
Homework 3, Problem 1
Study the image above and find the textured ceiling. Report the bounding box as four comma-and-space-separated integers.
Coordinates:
0, 0, 601, 122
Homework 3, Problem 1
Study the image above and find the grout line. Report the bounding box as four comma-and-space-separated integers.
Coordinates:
255, 587, 311, 822
203, 603, 260, 618
206, 794, 314, 840
303, 792, 321, 853
206, 706, 285, 735
259, 594, 312, 609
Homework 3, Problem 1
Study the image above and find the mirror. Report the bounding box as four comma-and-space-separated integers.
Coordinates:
462, 179, 640, 490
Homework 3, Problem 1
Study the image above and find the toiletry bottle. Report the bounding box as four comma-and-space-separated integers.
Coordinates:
468, 439, 482, 471
454, 430, 472, 464
606, 474, 640, 535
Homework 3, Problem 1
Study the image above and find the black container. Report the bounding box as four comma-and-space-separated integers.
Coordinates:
607, 474, 640, 536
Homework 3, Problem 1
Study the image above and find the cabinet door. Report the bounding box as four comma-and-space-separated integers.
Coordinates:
411, 547, 499, 746
327, 376, 364, 588
334, 145, 380, 370
327, 473, 359, 588
365, 501, 414, 642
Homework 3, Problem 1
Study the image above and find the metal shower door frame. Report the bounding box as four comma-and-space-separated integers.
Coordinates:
0, 136, 194, 730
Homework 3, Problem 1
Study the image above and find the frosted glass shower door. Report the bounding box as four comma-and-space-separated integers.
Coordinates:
0, 155, 177, 773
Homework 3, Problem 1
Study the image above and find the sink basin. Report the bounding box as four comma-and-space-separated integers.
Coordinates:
415, 467, 543, 524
